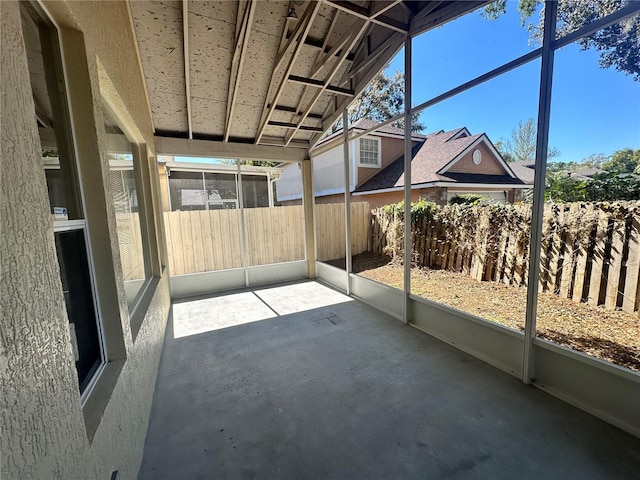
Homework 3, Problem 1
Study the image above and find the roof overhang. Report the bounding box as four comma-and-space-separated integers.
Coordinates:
354, 182, 532, 196
438, 134, 517, 178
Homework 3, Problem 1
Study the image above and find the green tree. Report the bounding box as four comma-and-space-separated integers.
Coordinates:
497, 118, 560, 162
545, 169, 640, 202
602, 148, 640, 173
544, 172, 586, 202
219, 159, 279, 167
331, 69, 425, 133
585, 171, 640, 200
483, 0, 640, 81
494, 141, 515, 162
547, 154, 607, 173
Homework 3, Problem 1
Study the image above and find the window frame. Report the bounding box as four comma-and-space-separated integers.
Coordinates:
357, 136, 381, 168
53, 220, 108, 402
21, 2, 112, 404
102, 101, 157, 324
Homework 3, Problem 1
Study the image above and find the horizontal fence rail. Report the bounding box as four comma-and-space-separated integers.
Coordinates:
372, 201, 640, 314
164, 202, 370, 275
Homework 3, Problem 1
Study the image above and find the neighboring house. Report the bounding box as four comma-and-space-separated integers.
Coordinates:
509, 160, 536, 185
276, 119, 529, 209
158, 157, 284, 211
510, 159, 607, 183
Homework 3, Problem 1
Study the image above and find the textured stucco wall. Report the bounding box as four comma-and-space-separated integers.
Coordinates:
42, 0, 155, 148
1, 1, 170, 478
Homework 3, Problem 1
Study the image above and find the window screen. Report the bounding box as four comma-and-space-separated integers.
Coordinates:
241, 174, 269, 208
168, 171, 207, 211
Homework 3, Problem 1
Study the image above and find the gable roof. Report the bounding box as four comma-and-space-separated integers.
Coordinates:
314, 118, 427, 150
509, 160, 536, 184
356, 129, 524, 193
509, 161, 607, 185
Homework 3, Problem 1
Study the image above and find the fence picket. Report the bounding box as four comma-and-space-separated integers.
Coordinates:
605, 212, 626, 309
547, 205, 565, 293
588, 208, 608, 307
495, 225, 509, 283
170, 212, 185, 275
622, 215, 640, 313
539, 207, 554, 291
572, 204, 592, 303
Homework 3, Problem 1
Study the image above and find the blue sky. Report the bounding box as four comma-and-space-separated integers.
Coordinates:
387, 5, 639, 162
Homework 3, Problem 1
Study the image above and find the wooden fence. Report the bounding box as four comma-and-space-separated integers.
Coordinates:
115, 212, 145, 281
315, 202, 370, 262
164, 202, 370, 275
372, 202, 640, 314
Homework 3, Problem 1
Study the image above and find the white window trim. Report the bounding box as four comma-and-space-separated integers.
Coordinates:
357, 136, 381, 168
52, 220, 108, 404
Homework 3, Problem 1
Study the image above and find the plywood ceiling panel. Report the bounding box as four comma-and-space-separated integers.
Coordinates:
131, 1, 484, 150
190, 96, 225, 137
131, 1, 187, 132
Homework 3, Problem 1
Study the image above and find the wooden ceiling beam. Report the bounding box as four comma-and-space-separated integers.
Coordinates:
255, 1, 323, 145
284, 18, 370, 146
224, 0, 256, 142
288, 75, 354, 96
182, 0, 193, 139
323, 0, 409, 33
369, 0, 403, 18
267, 121, 324, 132
269, 104, 324, 120
311, 32, 404, 149
411, 1, 487, 36
155, 136, 309, 162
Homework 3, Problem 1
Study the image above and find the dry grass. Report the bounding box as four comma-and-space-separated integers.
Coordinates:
329, 252, 640, 372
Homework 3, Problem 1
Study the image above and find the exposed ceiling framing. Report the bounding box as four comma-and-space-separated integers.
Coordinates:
130, 0, 487, 158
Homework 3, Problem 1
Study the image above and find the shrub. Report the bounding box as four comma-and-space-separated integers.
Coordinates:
449, 193, 490, 205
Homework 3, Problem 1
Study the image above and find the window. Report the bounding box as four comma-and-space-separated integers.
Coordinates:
359, 137, 380, 167
103, 105, 152, 310
21, 2, 105, 396
167, 168, 272, 211
205, 172, 239, 209
241, 174, 270, 208
168, 171, 239, 211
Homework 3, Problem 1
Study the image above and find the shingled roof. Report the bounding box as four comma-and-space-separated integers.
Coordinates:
356, 128, 524, 192
314, 118, 427, 149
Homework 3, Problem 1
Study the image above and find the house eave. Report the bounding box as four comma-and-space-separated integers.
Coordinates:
353, 182, 531, 196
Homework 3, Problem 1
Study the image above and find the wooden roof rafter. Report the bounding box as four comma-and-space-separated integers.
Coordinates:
223, 0, 256, 142
284, 17, 370, 146
131, 0, 490, 151
182, 0, 193, 139
255, 0, 323, 145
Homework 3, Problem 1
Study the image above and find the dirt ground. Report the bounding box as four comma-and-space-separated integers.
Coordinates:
326, 252, 640, 372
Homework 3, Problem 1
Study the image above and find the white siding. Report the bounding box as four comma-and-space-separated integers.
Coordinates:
276, 141, 358, 201
276, 163, 304, 201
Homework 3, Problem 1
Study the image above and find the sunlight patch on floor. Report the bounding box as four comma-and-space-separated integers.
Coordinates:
172, 291, 278, 338
172, 282, 353, 338
252, 281, 353, 315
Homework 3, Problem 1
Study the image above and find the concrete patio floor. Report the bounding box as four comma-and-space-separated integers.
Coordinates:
139, 281, 640, 479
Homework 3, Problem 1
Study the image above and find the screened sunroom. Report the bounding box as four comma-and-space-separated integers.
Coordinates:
2, 1, 639, 479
